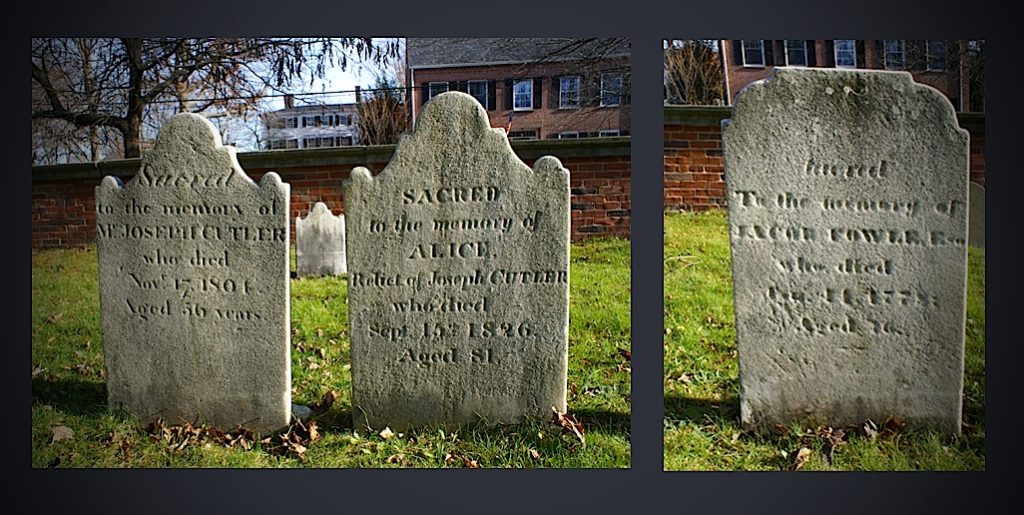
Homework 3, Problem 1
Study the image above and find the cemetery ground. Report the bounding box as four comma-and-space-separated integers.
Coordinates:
31, 237, 630, 468
663, 210, 985, 471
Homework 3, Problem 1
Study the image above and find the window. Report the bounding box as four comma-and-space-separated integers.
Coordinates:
927, 40, 948, 71
285, 117, 298, 129
598, 129, 621, 137
337, 136, 353, 146
559, 76, 581, 109
336, 113, 351, 125
601, 73, 623, 106
741, 40, 765, 67
883, 40, 905, 70
269, 139, 286, 150
507, 129, 538, 140
556, 131, 580, 139
784, 40, 808, 66
428, 82, 448, 99
468, 80, 488, 109
513, 79, 533, 110
834, 40, 857, 68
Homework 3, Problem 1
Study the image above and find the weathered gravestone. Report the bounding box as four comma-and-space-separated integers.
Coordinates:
969, 182, 985, 248
722, 68, 969, 434
96, 113, 291, 433
296, 202, 347, 277
344, 92, 569, 430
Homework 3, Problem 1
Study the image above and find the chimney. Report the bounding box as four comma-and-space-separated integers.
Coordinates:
284, 94, 295, 109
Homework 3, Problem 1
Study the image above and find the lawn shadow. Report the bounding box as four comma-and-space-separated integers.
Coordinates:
572, 407, 631, 437
664, 393, 740, 425
32, 377, 107, 416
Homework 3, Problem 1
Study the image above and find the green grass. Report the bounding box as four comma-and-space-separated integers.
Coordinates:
32, 238, 630, 468
663, 210, 985, 471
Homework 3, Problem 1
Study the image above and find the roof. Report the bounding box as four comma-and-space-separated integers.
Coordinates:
407, 38, 630, 69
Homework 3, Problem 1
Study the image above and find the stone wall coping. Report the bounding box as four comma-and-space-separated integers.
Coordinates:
33, 137, 631, 183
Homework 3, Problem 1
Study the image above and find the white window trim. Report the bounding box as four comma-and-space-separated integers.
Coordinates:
926, 40, 948, 71
598, 129, 620, 137
834, 40, 857, 69
741, 40, 766, 67
559, 75, 581, 109
784, 40, 808, 67
556, 131, 580, 139
513, 79, 533, 111
507, 129, 538, 140
600, 73, 623, 107
467, 80, 488, 109
428, 82, 449, 99
883, 40, 905, 70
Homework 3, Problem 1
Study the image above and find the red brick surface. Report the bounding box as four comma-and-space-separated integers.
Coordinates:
32, 149, 630, 249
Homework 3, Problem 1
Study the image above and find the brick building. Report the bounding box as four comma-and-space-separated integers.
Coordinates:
407, 38, 631, 140
720, 40, 983, 111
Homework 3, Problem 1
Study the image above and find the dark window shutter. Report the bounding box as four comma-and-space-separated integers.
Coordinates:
488, 80, 497, 111
420, 83, 429, 106
623, 74, 631, 105
824, 41, 835, 67
873, 40, 884, 68
764, 40, 775, 66
806, 40, 817, 66
551, 76, 560, 107
856, 40, 866, 68
505, 79, 513, 110
731, 40, 743, 65
907, 40, 926, 71
533, 78, 542, 108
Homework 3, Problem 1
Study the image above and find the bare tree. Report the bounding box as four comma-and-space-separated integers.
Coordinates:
32, 38, 400, 163
663, 40, 724, 106
356, 76, 409, 146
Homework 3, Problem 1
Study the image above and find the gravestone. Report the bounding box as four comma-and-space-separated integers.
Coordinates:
722, 68, 969, 434
344, 92, 569, 430
295, 202, 347, 276
969, 182, 985, 247
96, 113, 291, 433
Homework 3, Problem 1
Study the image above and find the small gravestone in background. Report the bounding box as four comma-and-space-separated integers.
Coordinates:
969, 182, 985, 248
96, 113, 291, 433
344, 92, 570, 430
296, 202, 347, 277
723, 68, 969, 434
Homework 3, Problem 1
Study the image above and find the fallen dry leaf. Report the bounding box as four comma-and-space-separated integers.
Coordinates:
882, 416, 906, 436
863, 420, 879, 440
530, 449, 540, 460
791, 447, 812, 470
51, 425, 73, 444
32, 364, 44, 378
315, 390, 339, 411
47, 312, 64, 324
617, 348, 631, 361
379, 427, 395, 440
551, 406, 586, 446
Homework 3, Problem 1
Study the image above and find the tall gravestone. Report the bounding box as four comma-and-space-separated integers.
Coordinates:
723, 69, 969, 433
295, 202, 347, 277
344, 92, 569, 430
96, 113, 291, 433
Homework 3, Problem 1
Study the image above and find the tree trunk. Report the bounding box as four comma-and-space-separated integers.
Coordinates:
122, 114, 142, 158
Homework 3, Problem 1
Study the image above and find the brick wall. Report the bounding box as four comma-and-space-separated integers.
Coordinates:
664, 106, 986, 211
664, 107, 729, 211
32, 138, 630, 249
